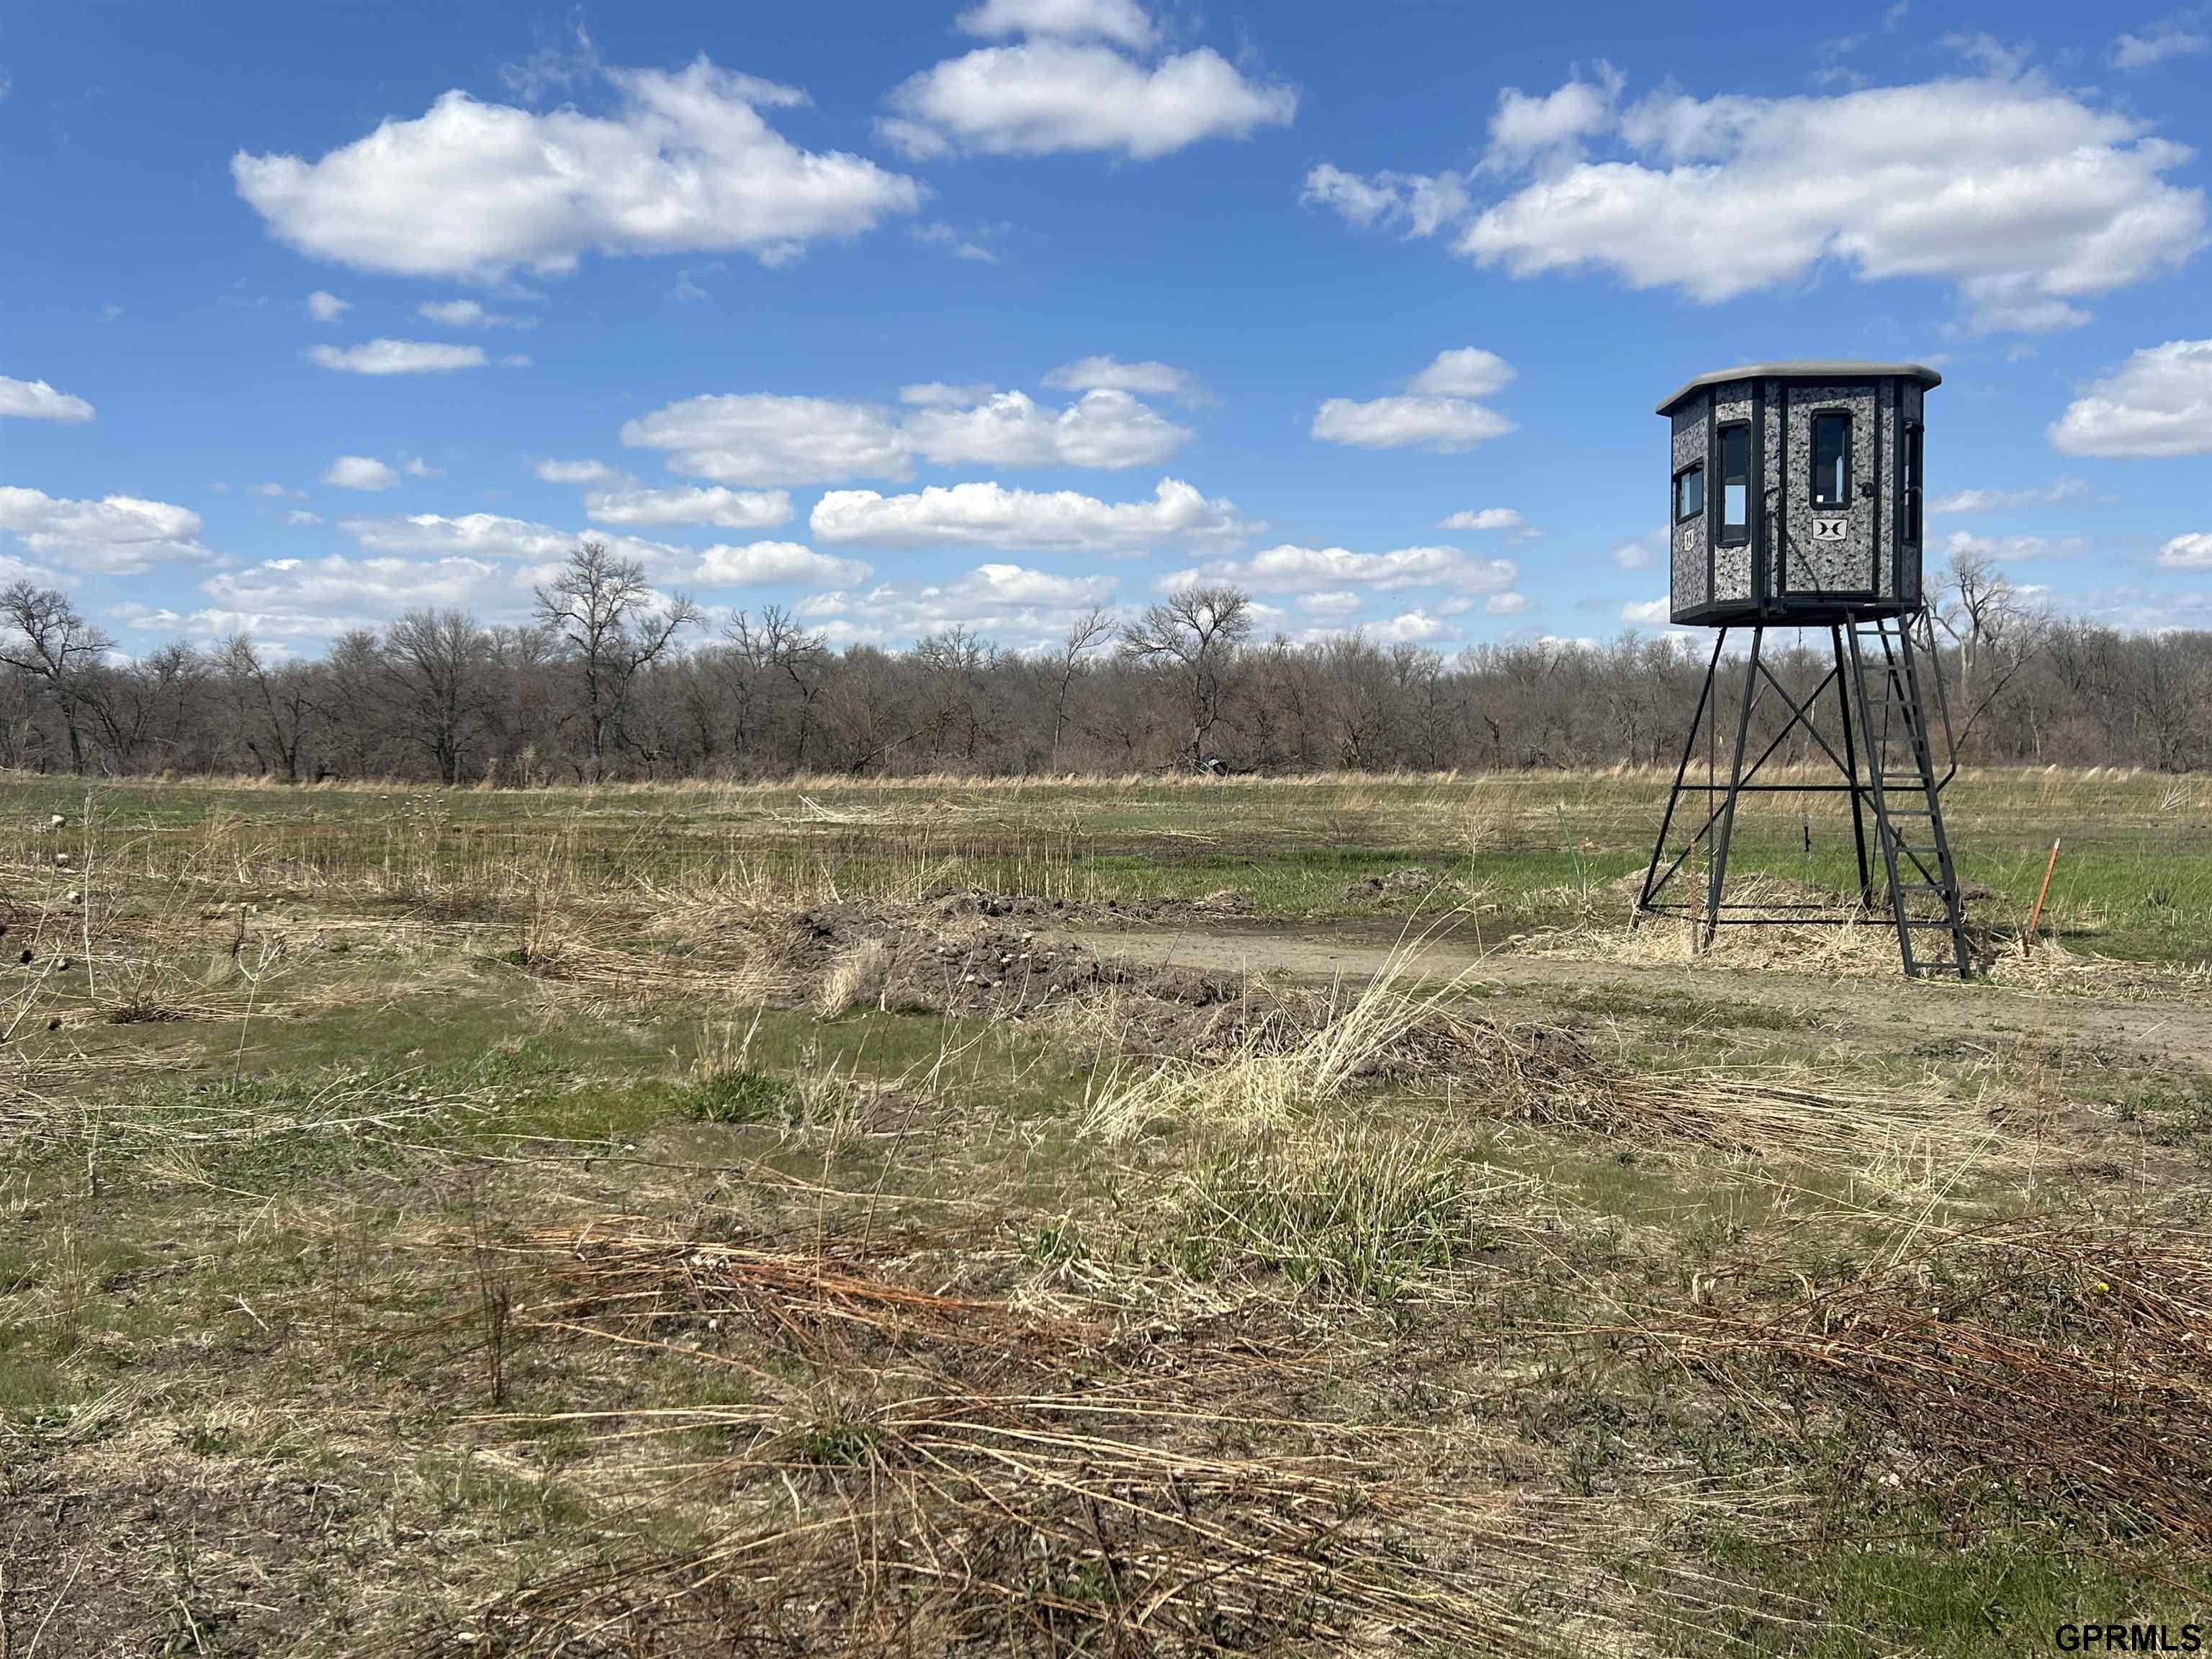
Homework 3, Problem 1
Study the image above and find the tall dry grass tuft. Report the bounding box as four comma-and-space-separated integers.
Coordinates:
1085, 924, 2011, 1202
814, 938, 892, 1017
1082, 932, 1482, 1142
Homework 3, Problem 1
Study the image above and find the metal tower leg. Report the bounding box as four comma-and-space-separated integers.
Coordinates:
1635, 630, 1727, 926
1829, 623, 1875, 909
1702, 627, 1763, 951
1845, 613, 1972, 979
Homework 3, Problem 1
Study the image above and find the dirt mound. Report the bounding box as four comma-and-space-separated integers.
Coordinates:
1342, 866, 1451, 903
683, 892, 1259, 1033
920, 886, 1255, 926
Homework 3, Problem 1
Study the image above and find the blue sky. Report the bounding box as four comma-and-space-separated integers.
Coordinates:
4, 0, 2209, 656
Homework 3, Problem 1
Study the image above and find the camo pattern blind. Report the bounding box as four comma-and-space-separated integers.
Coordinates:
1781, 382, 1876, 598
1712, 386, 1755, 603
1670, 397, 1709, 619
1899, 379, 1924, 605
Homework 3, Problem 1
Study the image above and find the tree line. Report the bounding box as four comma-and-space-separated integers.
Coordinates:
5, 544, 2208, 782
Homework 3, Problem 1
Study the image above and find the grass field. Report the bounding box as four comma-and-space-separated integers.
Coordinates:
4, 768, 2211, 1655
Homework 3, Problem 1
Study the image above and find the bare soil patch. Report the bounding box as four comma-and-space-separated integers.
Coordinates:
1068, 920, 2212, 1074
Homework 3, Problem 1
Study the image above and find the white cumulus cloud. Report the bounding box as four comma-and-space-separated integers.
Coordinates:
309, 339, 488, 374
1406, 348, 1514, 399
0, 487, 217, 574
1300, 164, 1470, 238
1485, 63, 1622, 167
2049, 340, 2212, 457
1438, 506, 1537, 541
1928, 477, 2089, 513
342, 511, 575, 562
2113, 13, 2210, 68
900, 381, 1000, 408
1611, 530, 1665, 570
1942, 529, 2088, 560
622, 385, 1189, 482
903, 389, 1188, 469
585, 484, 794, 530
0, 376, 95, 423
1298, 590, 1362, 616
418, 298, 534, 328
1312, 396, 1514, 451
1042, 355, 1209, 403
1316, 73, 2206, 334
202, 554, 521, 634
2159, 531, 2212, 568
798, 562, 1118, 649
1164, 544, 1517, 594
321, 455, 400, 491
622, 393, 912, 485
1300, 164, 1401, 229
534, 458, 617, 484
958, 0, 1156, 48
1370, 608, 1451, 642
1313, 350, 1516, 451
813, 477, 1249, 552
305, 289, 351, 322
881, 35, 1295, 162
693, 540, 870, 587
235, 58, 922, 279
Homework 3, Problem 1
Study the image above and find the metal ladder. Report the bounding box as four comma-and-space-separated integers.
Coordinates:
1844, 615, 1972, 979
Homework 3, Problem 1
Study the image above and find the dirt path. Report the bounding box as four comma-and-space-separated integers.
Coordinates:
1069, 924, 2212, 1070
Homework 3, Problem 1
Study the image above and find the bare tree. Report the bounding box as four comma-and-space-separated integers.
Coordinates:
727, 605, 830, 773
221, 634, 323, 782
534, 542, 701, 781
88, 642, 210, 771
913, 625, 997, 765
382, 610, 490, 785
0, 582, 114, 773
1120, 585, 1253, 768
1051, 603, 1115, 770
1934, 547, 2046, 750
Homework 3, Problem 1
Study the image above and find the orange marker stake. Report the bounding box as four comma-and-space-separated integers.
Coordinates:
2023, 836, 2062, 956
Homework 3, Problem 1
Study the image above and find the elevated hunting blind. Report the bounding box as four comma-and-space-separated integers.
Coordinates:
1636, 361, 1972, 979
1658, 361, 1937, 624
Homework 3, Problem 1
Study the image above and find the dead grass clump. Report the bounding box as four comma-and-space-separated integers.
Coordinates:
457, 1221, 1714, 1656
1079, 935, 1661, 1148
1342, 865, 1460, 905
1985, 934, 2212, 999
2, 1064, 490, 1155
1544, 872, 2000, 979
1162, 1123, 1527, 1300
518, 1222, 1048, 1367
1655, 1223, 2212, 1542
1081, 943, 1485, 1141
814, 937, 892, 1017
1087, 940, 2005, 1200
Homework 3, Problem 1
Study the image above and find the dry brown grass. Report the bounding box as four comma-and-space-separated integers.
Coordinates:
448, 1220, 1766, 1656
1630, 1220, 2212, 1547
1082, 932, 2011, 1202
8, 773, 2206, 1652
